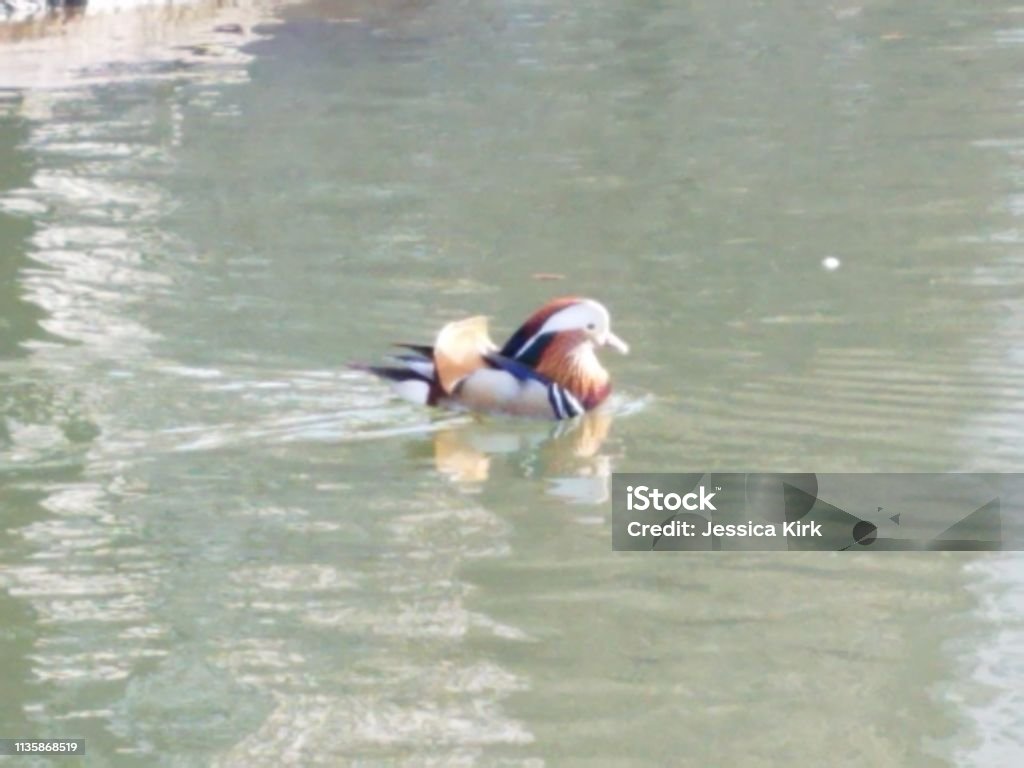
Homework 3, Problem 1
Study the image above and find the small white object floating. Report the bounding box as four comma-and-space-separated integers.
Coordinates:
821, 255, 841, 271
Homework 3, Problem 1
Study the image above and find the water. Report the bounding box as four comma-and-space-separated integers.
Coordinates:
1, 0, 1024, 764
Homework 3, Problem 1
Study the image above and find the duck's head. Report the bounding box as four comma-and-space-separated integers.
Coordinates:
541, 297, 629, 354
501, 297, 629, 362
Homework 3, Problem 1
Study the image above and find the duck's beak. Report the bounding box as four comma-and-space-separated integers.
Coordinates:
603, 330, 629, 354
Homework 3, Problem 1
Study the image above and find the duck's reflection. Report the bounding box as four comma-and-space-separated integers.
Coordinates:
431, 409, 614, 503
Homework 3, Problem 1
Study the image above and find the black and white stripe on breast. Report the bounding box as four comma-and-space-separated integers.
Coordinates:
546, 382, 584, 420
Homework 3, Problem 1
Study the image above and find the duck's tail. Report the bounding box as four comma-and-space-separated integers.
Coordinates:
351, 347, 440, 406
353, 315, 496, 408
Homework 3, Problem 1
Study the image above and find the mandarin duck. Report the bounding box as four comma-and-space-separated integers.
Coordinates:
359, 297, 628, 420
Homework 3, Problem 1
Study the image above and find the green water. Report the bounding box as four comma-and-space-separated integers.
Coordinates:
2, 1, 1024, 765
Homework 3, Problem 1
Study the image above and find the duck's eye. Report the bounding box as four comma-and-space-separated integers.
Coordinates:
586, 323, 596, 330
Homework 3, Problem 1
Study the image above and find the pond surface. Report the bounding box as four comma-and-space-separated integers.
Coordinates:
1, 0, 1024, 765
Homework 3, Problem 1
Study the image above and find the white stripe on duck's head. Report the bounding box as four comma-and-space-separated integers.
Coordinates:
359, 297, 628, 420
499, 297, 629, 364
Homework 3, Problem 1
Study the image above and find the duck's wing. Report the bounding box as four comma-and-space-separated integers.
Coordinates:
433, 315, 497, 394
483, 352, 549, 383
357, 317, 496, 407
